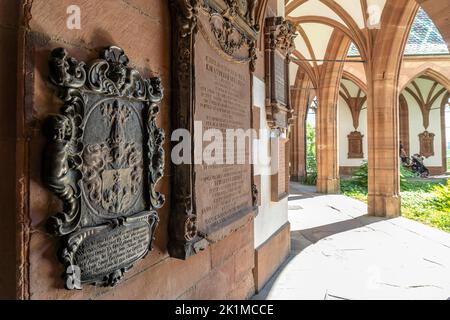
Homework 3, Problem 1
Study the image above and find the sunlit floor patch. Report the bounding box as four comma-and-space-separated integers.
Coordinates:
253, 182, 450, 300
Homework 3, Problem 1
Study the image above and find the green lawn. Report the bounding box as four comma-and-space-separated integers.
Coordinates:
341, 178, 450, 233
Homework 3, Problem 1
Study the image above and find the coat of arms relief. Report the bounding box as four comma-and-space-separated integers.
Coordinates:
44, 46, 165, 289
83, 101, 143, 216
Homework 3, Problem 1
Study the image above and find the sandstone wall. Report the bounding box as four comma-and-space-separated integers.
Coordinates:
11, 0, 257, 300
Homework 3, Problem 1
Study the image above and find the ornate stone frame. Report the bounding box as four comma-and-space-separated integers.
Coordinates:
44, 46, 165, 289
264, 16, 296, 132
169, 0, 259, 260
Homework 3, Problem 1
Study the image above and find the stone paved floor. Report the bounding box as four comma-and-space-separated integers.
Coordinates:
253, 182, 450, 300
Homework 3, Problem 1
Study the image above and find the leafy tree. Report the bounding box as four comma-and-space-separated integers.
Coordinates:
304, 122, 317, 185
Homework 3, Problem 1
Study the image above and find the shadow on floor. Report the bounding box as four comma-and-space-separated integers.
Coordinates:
288, 183, 322, 202
288, 194, 317, 201
253, 214, 392, 300
298, 215, 389, 245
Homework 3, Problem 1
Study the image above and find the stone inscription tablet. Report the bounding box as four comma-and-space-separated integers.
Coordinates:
195, 36, 253, 237
264, 16, 296, 131
75, 222, 150, 282
169, 0, 258, 258
274, 52, 287, 105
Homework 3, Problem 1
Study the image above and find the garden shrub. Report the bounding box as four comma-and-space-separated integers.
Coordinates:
351, 160, 415, 190
431, 179, 450, 212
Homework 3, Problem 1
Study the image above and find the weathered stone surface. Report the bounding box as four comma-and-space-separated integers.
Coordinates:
178, 256, 236, 300
210, 220, 254, 269
177, 221, 256, 300
29, 0, 170, 71
227, 270, 256, 300
98, 249, 212, 300
19, 0, 258, 300
235, 243, 255, 281
254, 223, 290, 292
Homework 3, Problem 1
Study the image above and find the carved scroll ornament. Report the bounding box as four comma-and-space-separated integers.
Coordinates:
266, 17, 296, 55
44, 46, 165, 289
265, 16, 297, 131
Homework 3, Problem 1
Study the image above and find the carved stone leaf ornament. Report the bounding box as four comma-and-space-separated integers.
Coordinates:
44, 46, 165, 289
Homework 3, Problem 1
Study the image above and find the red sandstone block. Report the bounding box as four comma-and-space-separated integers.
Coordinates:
121, 0, 168, 21
227, 270, 255, 300
177, 255, 236, 300
210, 220, 254, 269
234, 243, 255, 281
29, 232, 110, 300
254, 223, 291, 292
29, 0, 170, 71
97, 248, 212, 300
254, 50, 265, 81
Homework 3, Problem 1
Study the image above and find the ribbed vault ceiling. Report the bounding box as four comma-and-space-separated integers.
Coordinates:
286, 0, 387, 68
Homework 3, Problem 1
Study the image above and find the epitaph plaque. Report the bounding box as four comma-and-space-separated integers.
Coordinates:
265, 16, 296, 131
170, 0, 259, 259
271, 138, 289, 201
419, 131, 435, 158
348, 131, 364, 159
44, 46, 165, 289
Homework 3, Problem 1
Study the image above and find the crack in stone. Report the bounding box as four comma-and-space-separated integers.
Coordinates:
423, 258, 444, 267
328, 205, 341, 212
325, 292, 350, 300
121, 0, 161, 22
377, 282, 401, 288
407, 284, 444, 290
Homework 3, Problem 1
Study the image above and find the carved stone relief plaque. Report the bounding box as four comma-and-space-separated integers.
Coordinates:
264, 16, 296, 132
44, 46, 165, 289
419, 131, 435, 158
169, 0, 258, 259
348, 131, 364, 159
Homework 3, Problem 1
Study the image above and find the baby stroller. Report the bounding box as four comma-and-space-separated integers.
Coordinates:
410, 154, 430, 178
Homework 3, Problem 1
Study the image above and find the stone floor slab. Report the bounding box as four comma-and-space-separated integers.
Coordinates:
253, 183, 450, 300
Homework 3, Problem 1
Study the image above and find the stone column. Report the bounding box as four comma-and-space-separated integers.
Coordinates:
367, 0, 419, 217
316, 32, 350, 194
316, 84, 340, 193
367, 76, 402, 217
290, 72, 312, 182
